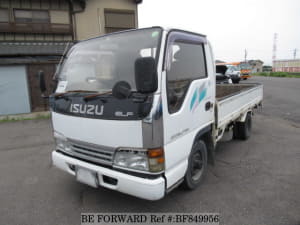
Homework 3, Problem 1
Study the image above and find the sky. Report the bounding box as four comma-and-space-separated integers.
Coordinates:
138, 0, 300, 65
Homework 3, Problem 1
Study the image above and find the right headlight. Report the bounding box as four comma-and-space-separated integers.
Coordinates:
113, 148, 164, 173
54, 131, 72, 153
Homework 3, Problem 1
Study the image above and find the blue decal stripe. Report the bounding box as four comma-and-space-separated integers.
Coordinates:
190, 90, 198, 110
199, 88, 207, 102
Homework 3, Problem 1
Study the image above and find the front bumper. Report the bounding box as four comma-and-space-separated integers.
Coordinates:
241, 74, 251, 78
230, 75, 241, 81
52, 151, 165, 200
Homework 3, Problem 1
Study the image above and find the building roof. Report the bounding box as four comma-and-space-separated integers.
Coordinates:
248, 59, 264, 65
0, 42, 73, 56
0, 56, 62, 65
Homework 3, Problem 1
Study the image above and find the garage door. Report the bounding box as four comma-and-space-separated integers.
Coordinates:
0, 65, 31, 115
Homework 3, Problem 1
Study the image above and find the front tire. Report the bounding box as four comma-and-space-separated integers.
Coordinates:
183, 140, 208, 190
232, 79, 240, 84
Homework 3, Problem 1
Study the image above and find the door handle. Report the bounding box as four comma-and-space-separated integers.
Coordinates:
205, 102, 213, 111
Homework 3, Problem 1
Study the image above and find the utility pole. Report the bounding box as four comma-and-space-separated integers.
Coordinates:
272, 33, 278, 71
294, 49, 298, 59
272, 33, 278, 61
244, 49, 247, 62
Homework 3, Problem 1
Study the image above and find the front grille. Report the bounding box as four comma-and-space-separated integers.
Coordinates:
68, 138, 115, 166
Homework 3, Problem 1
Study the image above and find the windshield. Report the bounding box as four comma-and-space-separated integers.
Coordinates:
58, 28, 162, 93
240, 63, 251, 70
226, 65, 238, 71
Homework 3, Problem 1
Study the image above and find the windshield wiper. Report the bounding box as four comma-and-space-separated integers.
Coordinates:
53, 90, 96, 99
83, 91, 112, 101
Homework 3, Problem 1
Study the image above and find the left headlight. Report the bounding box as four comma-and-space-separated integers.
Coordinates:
54, 131, 72, 153
113, 148, 164, 173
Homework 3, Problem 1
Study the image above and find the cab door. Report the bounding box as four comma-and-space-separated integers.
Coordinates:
161, 31, 215, 188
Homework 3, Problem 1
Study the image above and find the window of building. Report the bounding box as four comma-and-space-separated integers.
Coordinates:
166, 41, 207, 113
104, 9, 135, 34
0, 9, 9, 22
50, 10, 70, 24
14, 9, 50, 23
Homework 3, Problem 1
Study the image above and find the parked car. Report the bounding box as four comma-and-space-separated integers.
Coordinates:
225, 65, 241, 83
216, 65, 233, 84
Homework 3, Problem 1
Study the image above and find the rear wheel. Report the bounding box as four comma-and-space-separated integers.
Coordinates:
233, 113, 252, 140
183, 140, 207, 189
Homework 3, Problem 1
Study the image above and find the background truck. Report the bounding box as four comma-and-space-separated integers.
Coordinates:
216, 64, 241, 84
40, 27, 263, 200
217, 61, 252, 80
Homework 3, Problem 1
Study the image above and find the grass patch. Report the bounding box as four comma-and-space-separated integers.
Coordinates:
0, 113, 50, 123
253, 72, 300, 78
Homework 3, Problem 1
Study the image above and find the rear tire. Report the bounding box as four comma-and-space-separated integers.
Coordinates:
233, 113, 252, 140
182, 140, 208, 190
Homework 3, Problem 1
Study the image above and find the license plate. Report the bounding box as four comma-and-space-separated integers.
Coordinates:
76, 167, 98, 188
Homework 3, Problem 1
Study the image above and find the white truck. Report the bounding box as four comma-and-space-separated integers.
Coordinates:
40, 27, 263, 200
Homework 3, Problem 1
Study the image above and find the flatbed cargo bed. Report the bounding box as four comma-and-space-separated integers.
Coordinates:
216, 84, 263, 129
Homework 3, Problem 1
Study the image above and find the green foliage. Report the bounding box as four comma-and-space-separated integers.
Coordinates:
252, 72, 300, 78
259, 72, 269, 76
270, 72, 289, 77
0, 114, 50, 123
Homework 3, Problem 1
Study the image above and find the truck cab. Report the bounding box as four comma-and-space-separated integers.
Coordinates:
48, 27, 262, 200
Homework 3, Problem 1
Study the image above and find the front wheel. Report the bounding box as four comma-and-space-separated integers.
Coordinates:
182, 140, 208, 189
232, 79, 240, 84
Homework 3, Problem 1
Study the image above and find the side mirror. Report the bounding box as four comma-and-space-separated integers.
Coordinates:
38, 71, 47, 97
134, 57, 158, 94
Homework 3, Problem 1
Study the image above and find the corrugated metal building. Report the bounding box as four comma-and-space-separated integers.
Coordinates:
273, 59, 300, 73
0, 0, 141, 115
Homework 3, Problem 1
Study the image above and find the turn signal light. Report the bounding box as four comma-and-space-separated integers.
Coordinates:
148, 148, 164, 172
148, 148, 164, 158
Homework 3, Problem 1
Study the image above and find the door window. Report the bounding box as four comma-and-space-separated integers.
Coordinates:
166, 40, 207, 113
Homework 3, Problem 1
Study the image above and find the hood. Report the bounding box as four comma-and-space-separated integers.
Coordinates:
52, 112, 143, 148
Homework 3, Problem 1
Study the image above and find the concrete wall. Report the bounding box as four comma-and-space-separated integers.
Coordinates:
74, 0, 137, 40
